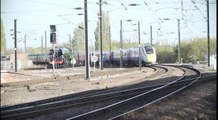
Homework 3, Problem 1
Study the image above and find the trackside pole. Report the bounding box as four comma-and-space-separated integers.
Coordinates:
50, 25, 56, 77
52, 44, 55, 76
72, 59, 74, 69
93, 44, 96, 72
84, 0, 90, 79
94, 62, 96, 72
92, 56, 98, 72
71, 58, 76, 70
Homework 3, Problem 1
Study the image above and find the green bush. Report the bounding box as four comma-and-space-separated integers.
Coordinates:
154, 37, 216, 63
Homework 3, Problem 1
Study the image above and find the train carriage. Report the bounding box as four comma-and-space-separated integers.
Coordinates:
110, 44, 157, 66
28, 44, 156, 68
29, 54, 49, 65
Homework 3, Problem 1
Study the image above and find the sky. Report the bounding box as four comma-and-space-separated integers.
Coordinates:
1, 0, 217, 50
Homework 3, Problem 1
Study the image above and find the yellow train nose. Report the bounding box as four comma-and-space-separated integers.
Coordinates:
147, 54, 156, 64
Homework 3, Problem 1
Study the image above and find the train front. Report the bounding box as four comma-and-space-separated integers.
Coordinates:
141, 45, 157, 65
48, 48, 64, 67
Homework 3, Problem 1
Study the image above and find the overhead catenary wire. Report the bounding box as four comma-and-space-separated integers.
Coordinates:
191, 0, 207, 20
142, 0, 163, 24
2, 0, 216, 50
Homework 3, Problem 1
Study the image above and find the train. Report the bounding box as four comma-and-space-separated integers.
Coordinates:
107, 44, 157, 66
29, 54, 49, 65
29, 47, 73, 68
28, 44, 157, 68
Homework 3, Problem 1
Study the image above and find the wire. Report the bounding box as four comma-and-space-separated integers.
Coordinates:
57, 15, 81, 28
191, 0, 207, 20
26, 0, 72, 8
142, 0, 163, 24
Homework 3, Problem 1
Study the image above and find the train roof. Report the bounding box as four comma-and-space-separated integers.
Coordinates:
142, 44, 154, 47
29, 53, 48, 56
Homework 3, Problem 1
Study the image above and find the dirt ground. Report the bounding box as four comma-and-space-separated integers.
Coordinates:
0, 64, 217, 119
122, 78, 217, 120
1, 66, 160, 106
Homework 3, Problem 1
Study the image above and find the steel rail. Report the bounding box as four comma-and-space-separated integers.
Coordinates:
3, 65, 205, 120
109, 65, 203, 120
90, 65, 167, 96
0, 66, 177, 119
66, 65, 202, 120
0, 66, 158, 110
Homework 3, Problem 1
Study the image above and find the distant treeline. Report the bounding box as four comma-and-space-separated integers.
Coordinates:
155, 37, 216, 63
5, 37, 216, 64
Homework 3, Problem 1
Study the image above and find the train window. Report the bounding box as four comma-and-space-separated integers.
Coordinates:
144, 46, 154, 54
55, 48, 63, 56
58, 49, 63, 56
49, 49, 54, 55
1, 55, 6, 61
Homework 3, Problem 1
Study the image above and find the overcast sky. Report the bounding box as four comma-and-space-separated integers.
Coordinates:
1, 0, 217, 50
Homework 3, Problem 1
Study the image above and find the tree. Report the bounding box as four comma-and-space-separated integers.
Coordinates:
178, 37, 216, 63
72, 23, 85, 52
155, 44, 176, 63
94, 11, 111, 51
1, 19, 6, 55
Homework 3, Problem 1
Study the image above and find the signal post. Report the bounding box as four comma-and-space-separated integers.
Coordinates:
50, 25, 56, 76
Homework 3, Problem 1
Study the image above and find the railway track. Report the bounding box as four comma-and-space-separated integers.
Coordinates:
1, 67, 153, 87
0, 65, 168, 119
1, 65, 215, 120
66, 65, 201, 120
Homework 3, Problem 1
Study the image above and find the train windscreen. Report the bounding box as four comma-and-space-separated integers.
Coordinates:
144, 46, 154, 54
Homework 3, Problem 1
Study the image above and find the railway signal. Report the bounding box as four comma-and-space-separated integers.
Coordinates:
50, 33, 56, 43
50, 25, 56, 44
50, 25, 56, 32
50, 25, 56, 76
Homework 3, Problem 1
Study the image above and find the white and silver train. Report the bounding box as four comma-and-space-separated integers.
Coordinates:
109, 44, 157, 66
